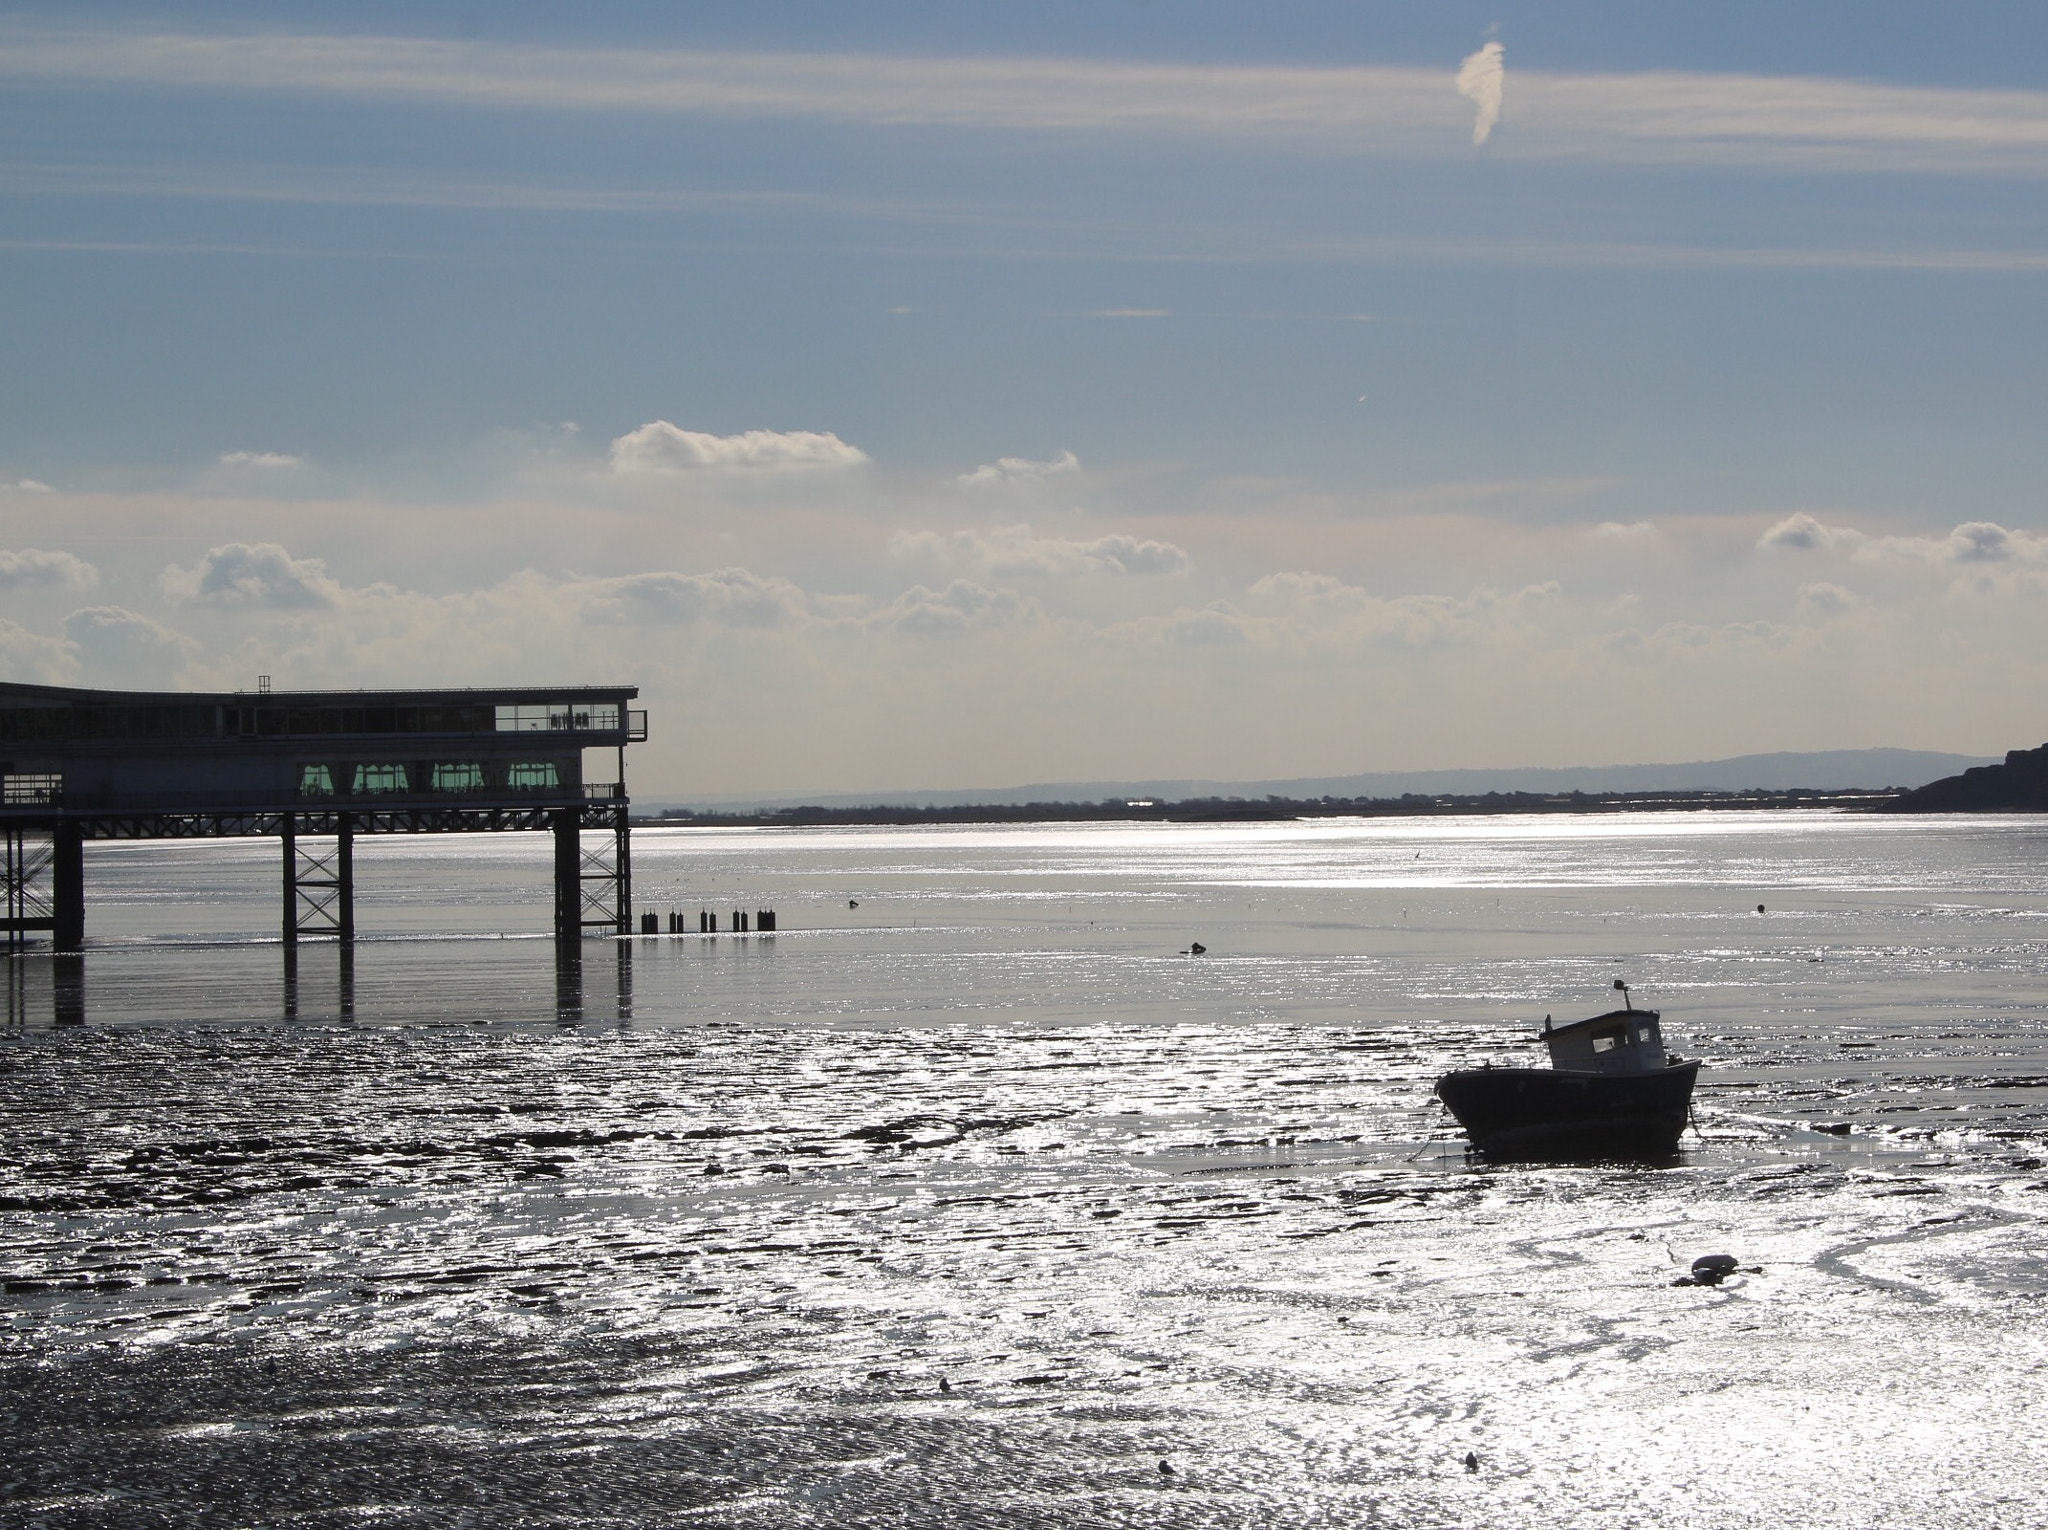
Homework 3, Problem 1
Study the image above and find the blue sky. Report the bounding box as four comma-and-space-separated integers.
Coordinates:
5, 3, 2048, 794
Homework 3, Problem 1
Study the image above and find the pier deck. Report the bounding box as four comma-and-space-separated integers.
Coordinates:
2, 681, 645, 952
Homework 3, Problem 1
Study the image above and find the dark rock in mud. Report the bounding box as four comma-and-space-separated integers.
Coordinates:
1674, 1252, 1744, 1286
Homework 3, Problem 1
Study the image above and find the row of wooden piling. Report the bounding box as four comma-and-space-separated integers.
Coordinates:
638, 909, 778, 934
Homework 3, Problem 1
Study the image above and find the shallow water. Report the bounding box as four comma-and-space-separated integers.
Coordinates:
8, 812, 2048, 1526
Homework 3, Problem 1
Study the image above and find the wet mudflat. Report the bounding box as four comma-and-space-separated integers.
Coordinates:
7, 813, 2048, 1526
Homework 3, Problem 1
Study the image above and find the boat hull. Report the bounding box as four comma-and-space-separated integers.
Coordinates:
1435, 1060, 1701, 1157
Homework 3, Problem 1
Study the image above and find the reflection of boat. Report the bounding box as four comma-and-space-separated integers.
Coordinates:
1434, 982, 1700, 1156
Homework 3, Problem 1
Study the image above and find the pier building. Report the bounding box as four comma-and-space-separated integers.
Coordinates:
1, 680, 646, 953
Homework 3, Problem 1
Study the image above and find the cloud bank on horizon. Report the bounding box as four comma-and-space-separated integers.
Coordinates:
5, 3, 2048, 792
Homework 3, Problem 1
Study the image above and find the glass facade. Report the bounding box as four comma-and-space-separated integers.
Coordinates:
495, 703, 621, 732
431, 762, 485, 792
505, 762, 560, 789
352, 763, 409, 794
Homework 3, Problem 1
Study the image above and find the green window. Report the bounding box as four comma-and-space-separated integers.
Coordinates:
352, 763, 409, 794
298, 764, 336, 797
505, 762, 560, 789
431, 762, 485, 792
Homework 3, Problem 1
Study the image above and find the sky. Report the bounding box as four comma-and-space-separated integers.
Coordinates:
5, 2, 2048, 797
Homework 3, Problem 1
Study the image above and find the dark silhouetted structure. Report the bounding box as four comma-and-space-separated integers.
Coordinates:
1, 680, 645, 953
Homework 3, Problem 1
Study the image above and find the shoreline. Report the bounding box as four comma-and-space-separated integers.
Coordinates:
640, 786, 1906, 828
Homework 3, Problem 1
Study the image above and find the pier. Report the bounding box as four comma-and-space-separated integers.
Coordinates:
2, 681, 646, 1019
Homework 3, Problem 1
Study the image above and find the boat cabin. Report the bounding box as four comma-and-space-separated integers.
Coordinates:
1542, 1007, 1669, 1076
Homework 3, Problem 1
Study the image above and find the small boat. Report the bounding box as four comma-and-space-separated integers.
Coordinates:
1434, 982, 1700, 1156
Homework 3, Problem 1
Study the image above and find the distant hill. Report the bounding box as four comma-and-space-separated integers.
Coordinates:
1888, 744, 2048, 812
667, 748, 1995, 813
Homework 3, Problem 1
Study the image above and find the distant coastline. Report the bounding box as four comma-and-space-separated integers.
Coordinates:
658, 747, 1991, 818
641, 787, 1902, 828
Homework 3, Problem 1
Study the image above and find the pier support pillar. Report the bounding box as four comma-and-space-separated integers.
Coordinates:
336, 814, 355, 943
281, 817, 298, 946
283, 816, 353, 944
552, 808, 580, 946
51, 823, 84, 953
613, 818, 632, 936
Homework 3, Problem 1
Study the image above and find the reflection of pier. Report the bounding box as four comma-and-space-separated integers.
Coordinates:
3, 681, 646, 1024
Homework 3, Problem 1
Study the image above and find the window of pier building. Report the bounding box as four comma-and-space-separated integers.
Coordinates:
0, 704, 218, 742
504, 761, 560, 789
232, 702, 496, 737
298, 764, 336, 797
431, 762, 485, 792
352, 763, 410, 794
2, 771, 61, 805
495, 702, 621, 733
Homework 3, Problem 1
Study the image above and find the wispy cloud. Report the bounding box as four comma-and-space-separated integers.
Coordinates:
5, 28, 2048, 176
10, 226, 2046, 277
8, 155, 2048, 278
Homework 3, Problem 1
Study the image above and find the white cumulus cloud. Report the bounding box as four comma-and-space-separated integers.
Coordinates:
1245, 572, 1561, 651
0, 617, 78, 682
1757, 512, 1863, 553
217, 450, 305, 469
954, 450, 1081, 488
893, 523, 1191, 580
578, 568, 809, 628
870, 580, 1036, 635
1795, 582, 1861, 620
62, 606, 199, 683
609, 421, 869, 474
160, 542, 342, 608
1766, 516, 2048, 569
1158, 603, 1250, 647
1941, 521, 2026, 562
0, 547, 98, 590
